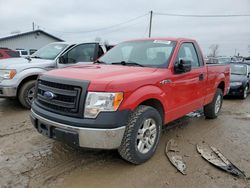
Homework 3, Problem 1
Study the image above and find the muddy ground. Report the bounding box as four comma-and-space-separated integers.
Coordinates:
0, 97, 250, 188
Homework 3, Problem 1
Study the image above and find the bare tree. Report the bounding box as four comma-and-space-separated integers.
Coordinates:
209, 44, 219, 57
94, 37, 102, 42
104, 40, 109, 46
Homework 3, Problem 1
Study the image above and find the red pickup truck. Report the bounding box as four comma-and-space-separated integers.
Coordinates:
30, 38, 230, 164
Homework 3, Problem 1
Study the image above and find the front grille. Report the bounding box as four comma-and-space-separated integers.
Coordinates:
36, 79, 82, 116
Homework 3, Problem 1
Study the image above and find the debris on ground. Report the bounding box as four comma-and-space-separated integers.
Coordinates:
197, 143, 246, 178
165, 139, 187, 175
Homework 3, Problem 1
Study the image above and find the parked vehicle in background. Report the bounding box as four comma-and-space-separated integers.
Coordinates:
207, 57, 231, 64
16, 49, 29, 57
29, 49, 37, 55
243, 59, 250, 64
30, 38, 230, 164
0, 42, 113, 108
0, 48, 20, 59
227, 63, 250, 99
231, 56, 244, 63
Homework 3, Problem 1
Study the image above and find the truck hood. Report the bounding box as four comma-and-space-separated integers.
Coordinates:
0, 57, 54, 70
45, 64, 161, 92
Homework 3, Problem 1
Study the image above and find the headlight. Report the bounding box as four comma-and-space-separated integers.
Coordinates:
230, 82, 242, 86
84, 92, 123, 118
0, 69, 16, 79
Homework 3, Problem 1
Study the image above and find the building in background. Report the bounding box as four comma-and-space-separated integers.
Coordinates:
0, 30, 64, 55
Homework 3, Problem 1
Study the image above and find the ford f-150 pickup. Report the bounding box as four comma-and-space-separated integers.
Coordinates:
0, 42, 113, 108
30, 38, 230, 164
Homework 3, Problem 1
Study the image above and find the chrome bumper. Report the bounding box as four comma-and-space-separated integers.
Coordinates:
30, 109, 125, 149
0, 86, 17, 97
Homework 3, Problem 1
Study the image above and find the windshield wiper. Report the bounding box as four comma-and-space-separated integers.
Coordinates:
111, 61, 144, 67
25, 56, 32, 61
94, 60, 107, 64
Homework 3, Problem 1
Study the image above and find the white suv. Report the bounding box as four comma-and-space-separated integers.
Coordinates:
16, 49, 29, 57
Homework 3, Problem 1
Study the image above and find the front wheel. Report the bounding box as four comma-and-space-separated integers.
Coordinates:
241, 85, 249, 99
118, 105, 162, 164
204, 88, 223, 119
18, 80, 36, 109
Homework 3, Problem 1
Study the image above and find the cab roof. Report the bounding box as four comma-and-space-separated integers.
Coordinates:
126, 37, 196, 43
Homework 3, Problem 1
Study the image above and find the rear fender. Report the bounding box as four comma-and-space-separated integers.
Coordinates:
205, 73, 226, 105
214, 73, 226, 94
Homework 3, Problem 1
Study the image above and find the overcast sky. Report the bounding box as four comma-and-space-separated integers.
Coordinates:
0, 0, 250, 56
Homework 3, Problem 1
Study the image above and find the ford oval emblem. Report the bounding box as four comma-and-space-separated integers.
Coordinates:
43, 91, 56, 100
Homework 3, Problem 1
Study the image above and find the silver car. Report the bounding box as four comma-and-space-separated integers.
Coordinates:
0, 42, 110, 108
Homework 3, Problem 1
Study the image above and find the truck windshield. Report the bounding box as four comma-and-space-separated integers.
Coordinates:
31, 43, 68, 60
99, 40, 176, 68
230, 64, 247, 75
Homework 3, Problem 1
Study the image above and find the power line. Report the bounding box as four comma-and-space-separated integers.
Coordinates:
42, 13, 149, 34
29, 11, 250, 38
155, 12, 250, 17
98, 17, 148, 37
66, 16, 148, 38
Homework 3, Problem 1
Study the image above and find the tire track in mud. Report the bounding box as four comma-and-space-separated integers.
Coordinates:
0, 127, 118, 188
0, 128, 33, 138
27, 149, 117, 187
0, 99, 118, 188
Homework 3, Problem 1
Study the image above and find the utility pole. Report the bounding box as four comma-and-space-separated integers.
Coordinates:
148, 10, 153, 38
32, 22, 35, 31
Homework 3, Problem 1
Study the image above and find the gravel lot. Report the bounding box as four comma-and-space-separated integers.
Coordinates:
0, 97, 250, 188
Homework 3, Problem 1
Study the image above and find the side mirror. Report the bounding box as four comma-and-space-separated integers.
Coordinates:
174, 59, 192, 74
58, 56, 66, 64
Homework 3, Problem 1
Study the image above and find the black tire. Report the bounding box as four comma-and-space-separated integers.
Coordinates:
118, 105, 162, 164
204, 88, 223, 119
241, 85, 249, 99
18, 80, 36, 109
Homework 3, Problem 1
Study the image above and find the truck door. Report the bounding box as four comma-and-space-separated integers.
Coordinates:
167, 42, 206, 120
57, 43, 98, 68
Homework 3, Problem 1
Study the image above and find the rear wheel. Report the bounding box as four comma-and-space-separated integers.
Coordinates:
18, 80, 36, 109
241, 85, 249, 99
118, 105, 162, 164
204, 88, 223, 119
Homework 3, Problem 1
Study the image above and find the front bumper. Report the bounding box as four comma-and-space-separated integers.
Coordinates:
0, 86, 17, 97
227, 86, 244, 96
30, 109, 127, 149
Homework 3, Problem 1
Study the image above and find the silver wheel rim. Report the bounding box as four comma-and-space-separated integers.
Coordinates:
27, 86, 35, 104
244, 86, 248, 98
137, 118, 157, 154
215, 95, 222, 114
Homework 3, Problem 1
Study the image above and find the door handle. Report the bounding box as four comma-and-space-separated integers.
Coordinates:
199, 74, 204, 81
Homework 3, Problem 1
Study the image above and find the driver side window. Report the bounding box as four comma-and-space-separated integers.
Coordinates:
63, 44, 96, 64
177, 43, 200, 68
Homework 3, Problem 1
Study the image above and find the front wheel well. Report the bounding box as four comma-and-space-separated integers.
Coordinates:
139, 99, 165, 123
17, 75, 38, 95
